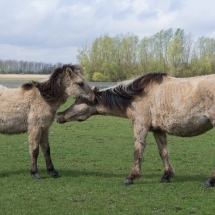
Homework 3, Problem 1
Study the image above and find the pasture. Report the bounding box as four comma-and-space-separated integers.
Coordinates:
0, 74, 215, 214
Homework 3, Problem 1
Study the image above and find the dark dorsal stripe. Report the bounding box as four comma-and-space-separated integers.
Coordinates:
95, 72, 167, 112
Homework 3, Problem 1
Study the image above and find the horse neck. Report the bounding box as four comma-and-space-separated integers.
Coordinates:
96, 102, 127, 118
52, 94, 68, 110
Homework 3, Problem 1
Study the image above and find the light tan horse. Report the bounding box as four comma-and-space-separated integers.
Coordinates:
56, 72, 215, 187
0, 64, 96, 179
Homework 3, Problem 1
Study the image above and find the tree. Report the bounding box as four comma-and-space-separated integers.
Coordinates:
77, 29, 215, 80
166, 29, 185, 76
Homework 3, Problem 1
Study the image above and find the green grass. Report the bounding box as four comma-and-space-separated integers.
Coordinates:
1, 99, 215, 214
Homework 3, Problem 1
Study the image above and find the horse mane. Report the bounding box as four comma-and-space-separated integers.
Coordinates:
21, 64, 83, 102
95, 72, 167, 112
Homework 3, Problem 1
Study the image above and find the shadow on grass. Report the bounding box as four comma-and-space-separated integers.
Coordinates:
58, 168, 127, 178
0, 168, 210, 184
145, 174, 209, 185
0, 168, 125, 179
171, 174, 209, 183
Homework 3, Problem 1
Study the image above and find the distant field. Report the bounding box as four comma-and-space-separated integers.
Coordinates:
0, 74, 49, 80
0, 74, 50, 87
0, 74, 117, 88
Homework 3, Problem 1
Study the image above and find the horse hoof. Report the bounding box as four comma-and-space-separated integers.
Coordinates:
123, 178, 134, 185
204, 179, 214, 188
160, 178, 170, 183
50, 170, 61, 178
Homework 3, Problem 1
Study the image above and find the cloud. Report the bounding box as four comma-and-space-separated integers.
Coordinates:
0, 0, 215, 64
0, 44, 77, 64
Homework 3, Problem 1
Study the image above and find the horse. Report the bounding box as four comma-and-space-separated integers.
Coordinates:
0, 64, 96, 179
56, 72, 215, 187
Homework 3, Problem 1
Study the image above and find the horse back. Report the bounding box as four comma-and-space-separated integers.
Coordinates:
0, 86, 55, 134
151, 75, 215, 109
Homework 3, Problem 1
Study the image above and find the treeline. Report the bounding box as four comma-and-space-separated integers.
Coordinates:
0, 60, 64, 74
77, 28, 215, 81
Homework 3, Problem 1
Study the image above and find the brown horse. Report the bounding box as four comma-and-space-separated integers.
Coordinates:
56, 72, 215, 187
0, 64, 96, 179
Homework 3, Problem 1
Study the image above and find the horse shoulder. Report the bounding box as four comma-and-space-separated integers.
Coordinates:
128, 97, 152, 127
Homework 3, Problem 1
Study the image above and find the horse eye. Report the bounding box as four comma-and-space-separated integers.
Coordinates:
77, 82, 84, 87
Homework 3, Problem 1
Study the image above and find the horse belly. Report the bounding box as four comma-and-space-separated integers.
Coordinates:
161, 114, 213, 137
0, 114, 28, 134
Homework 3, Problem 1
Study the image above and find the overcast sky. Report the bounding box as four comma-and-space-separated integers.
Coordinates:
0, 0, 215, 64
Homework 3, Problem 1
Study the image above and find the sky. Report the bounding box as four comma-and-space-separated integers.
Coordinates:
0, 0, 215, 64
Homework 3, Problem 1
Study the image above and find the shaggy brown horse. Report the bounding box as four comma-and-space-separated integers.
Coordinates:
56, 72, 215, 187
0, 64, 96, 179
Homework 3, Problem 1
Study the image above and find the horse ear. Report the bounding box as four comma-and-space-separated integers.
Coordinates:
63, 64, 83, 78
66, 67, 76, 78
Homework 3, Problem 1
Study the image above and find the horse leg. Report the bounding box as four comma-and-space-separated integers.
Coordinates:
124, 121, 148, 185
40, 129, 60, 178
153, 130, 175, 183
204, 110, 215, 187
29, 127, 42, 179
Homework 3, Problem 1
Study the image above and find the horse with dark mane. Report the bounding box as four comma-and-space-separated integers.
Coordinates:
56, 72, 215, 187
0, 64, 96, 179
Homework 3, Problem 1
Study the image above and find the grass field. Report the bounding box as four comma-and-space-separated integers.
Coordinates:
1, 98, 215, 214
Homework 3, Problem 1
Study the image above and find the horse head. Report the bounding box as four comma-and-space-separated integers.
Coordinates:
56, 100, 97, 123
61, 65, 96, 104
29, 64, 96, 104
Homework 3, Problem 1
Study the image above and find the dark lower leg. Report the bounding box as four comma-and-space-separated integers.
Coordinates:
123, 123, 148, 185
124, 142, 145, 185
204, 172, 215, 187
203, 114, 215, 187
153, 131, 174, 183
159, 148, 175, 183
160, 170, 175, 183
30, 148, 40, 179
40, 141, 60, 178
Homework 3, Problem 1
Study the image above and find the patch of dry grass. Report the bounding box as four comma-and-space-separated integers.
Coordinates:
0, 74, 49, 80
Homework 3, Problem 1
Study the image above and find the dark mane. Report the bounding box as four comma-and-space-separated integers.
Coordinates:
95, 73, 167, 112
21, 64, 82, 102
33, 67, 65, 102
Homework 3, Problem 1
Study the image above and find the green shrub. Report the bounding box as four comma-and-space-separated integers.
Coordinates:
92, 72, 108, 81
